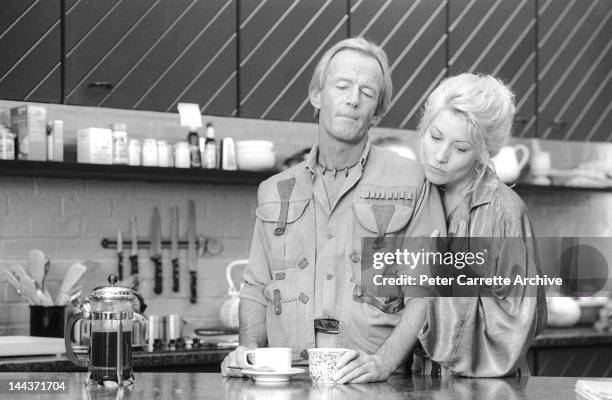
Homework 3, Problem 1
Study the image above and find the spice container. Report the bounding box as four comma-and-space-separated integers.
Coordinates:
142, 139, 158, 167
175, 142, 190, 168
112, 123, 129, 165
157, 140, 169, 167
128, 139, 141, 166
0, 126, 15, 160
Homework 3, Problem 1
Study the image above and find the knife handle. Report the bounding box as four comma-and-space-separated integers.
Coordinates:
190, 270, 197, 304
129, 254, 139, 275
117, 253, 124, 281
152, 256, 162, 295
172, 258, 180, 292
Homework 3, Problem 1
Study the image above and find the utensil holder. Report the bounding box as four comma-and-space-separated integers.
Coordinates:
30, 305, 66, 337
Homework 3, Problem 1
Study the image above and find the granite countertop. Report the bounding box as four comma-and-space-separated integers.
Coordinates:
0, 347, 234, 372
0, 372, 596, 400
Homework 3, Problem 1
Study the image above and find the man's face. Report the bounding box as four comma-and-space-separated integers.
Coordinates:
310, 49, 384, 145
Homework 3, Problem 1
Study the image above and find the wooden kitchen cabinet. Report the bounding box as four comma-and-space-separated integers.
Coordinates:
238, 0, 347, 122
448, 0, 537, 138
0, 0, 62, 103
537, 0, 611, 142
64, 0, 237, 115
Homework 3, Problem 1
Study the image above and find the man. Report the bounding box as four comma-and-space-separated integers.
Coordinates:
221, 37, 445, 383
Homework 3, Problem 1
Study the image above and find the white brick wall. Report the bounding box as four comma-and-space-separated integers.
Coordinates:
0, 177, 257, 335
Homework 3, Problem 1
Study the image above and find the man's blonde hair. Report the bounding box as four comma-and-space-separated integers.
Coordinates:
308, 37, 393, 121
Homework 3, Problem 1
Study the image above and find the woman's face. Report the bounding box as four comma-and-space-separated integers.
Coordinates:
421, 109, 480, 190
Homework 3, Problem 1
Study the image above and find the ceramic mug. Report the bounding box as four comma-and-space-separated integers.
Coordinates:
242, 347, 292, 372
307, 348, 350, 383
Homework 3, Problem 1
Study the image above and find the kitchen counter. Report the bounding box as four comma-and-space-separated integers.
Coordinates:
0, 348, 234, 373
0, 372, 599, 399
2, 328, 611, 374
532, 327, 612, 348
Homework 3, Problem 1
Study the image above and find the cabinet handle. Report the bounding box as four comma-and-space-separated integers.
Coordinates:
87, 82, 114, 89
550, 120, 567, 127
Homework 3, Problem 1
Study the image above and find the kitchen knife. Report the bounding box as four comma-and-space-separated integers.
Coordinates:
117, 229, 124, 281
151, 207, 163, 295
129, 216, 139, 277
187, 200, 197, 303
170, 205, 180, 292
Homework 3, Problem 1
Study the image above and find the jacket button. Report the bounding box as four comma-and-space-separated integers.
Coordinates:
349, 253, 361, 263
299, 293, 309, 304
298, 258, 309, 269
326, 233, 334, 239
326, 274, 334, 280
300, 350, 309, 359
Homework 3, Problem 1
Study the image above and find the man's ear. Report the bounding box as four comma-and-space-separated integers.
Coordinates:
309, 88, 321, 110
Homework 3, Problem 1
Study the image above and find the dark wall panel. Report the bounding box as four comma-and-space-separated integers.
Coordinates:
351, 0, 447, 130
538, 0, 611, 141
449, 0, 537, 138
239, 0, 348, 122
0, 0, 61, 103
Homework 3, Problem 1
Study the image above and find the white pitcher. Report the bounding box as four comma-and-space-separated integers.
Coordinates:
491, 145, 530, 184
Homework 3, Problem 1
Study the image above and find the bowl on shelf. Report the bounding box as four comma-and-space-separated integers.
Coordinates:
235, 140, 274, 152
236, 150, 276, 171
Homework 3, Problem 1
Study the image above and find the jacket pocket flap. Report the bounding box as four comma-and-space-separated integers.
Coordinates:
353, 203, 415, 234
262, 279, 297, 302
256, 200, 309, 223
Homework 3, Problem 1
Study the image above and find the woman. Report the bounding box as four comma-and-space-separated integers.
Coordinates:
414, 73, 547, 377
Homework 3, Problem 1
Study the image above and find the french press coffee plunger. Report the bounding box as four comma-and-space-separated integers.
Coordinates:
65, 274, 146, 386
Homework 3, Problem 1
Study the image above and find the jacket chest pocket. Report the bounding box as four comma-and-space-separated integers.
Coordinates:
255, 199, 312, 269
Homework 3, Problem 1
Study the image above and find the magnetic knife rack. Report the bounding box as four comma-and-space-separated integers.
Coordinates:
100, 237, 223, 255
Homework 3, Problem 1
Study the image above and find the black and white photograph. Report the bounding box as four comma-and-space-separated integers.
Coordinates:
0, 0, 611, 399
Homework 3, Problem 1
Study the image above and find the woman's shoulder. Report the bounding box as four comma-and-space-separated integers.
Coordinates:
486, 181, 534, 235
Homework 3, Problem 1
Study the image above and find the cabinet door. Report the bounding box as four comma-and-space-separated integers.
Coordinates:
538, 0, 611, 142
449, 0, 537, 138
0, 0, 61, 103
350, 0, 446, 130
65, 0, 237, 116
238, 0, 347, 122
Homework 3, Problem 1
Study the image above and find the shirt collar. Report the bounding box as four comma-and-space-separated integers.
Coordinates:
305, 137, 372, 178
469, 166, 499, 208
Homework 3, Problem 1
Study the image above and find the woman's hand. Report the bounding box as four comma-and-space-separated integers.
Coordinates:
332, 350, 393, 383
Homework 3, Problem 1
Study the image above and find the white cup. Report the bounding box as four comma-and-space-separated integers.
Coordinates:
242, 347, 292, 372
307, 348, 350, 383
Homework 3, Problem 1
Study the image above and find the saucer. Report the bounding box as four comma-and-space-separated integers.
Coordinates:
241, 367, 305, 383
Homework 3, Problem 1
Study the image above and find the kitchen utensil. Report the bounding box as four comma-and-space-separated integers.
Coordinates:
150, 207, 163, 295
10, 263, 47, 305
491, 144, 530, 184
55, 262, 87, 305
1, 268, 35, 304
187, 200, 197, 304
117, 229, 124, 281
170, 205, 180, 292
218, 259, 248, 329
65, 274, 147, 386
129, 216, 139, 277
41, 258, 50, 292
29, 249, 46, 287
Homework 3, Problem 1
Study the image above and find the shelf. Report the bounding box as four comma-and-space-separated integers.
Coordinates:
0, 160, 274, 185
